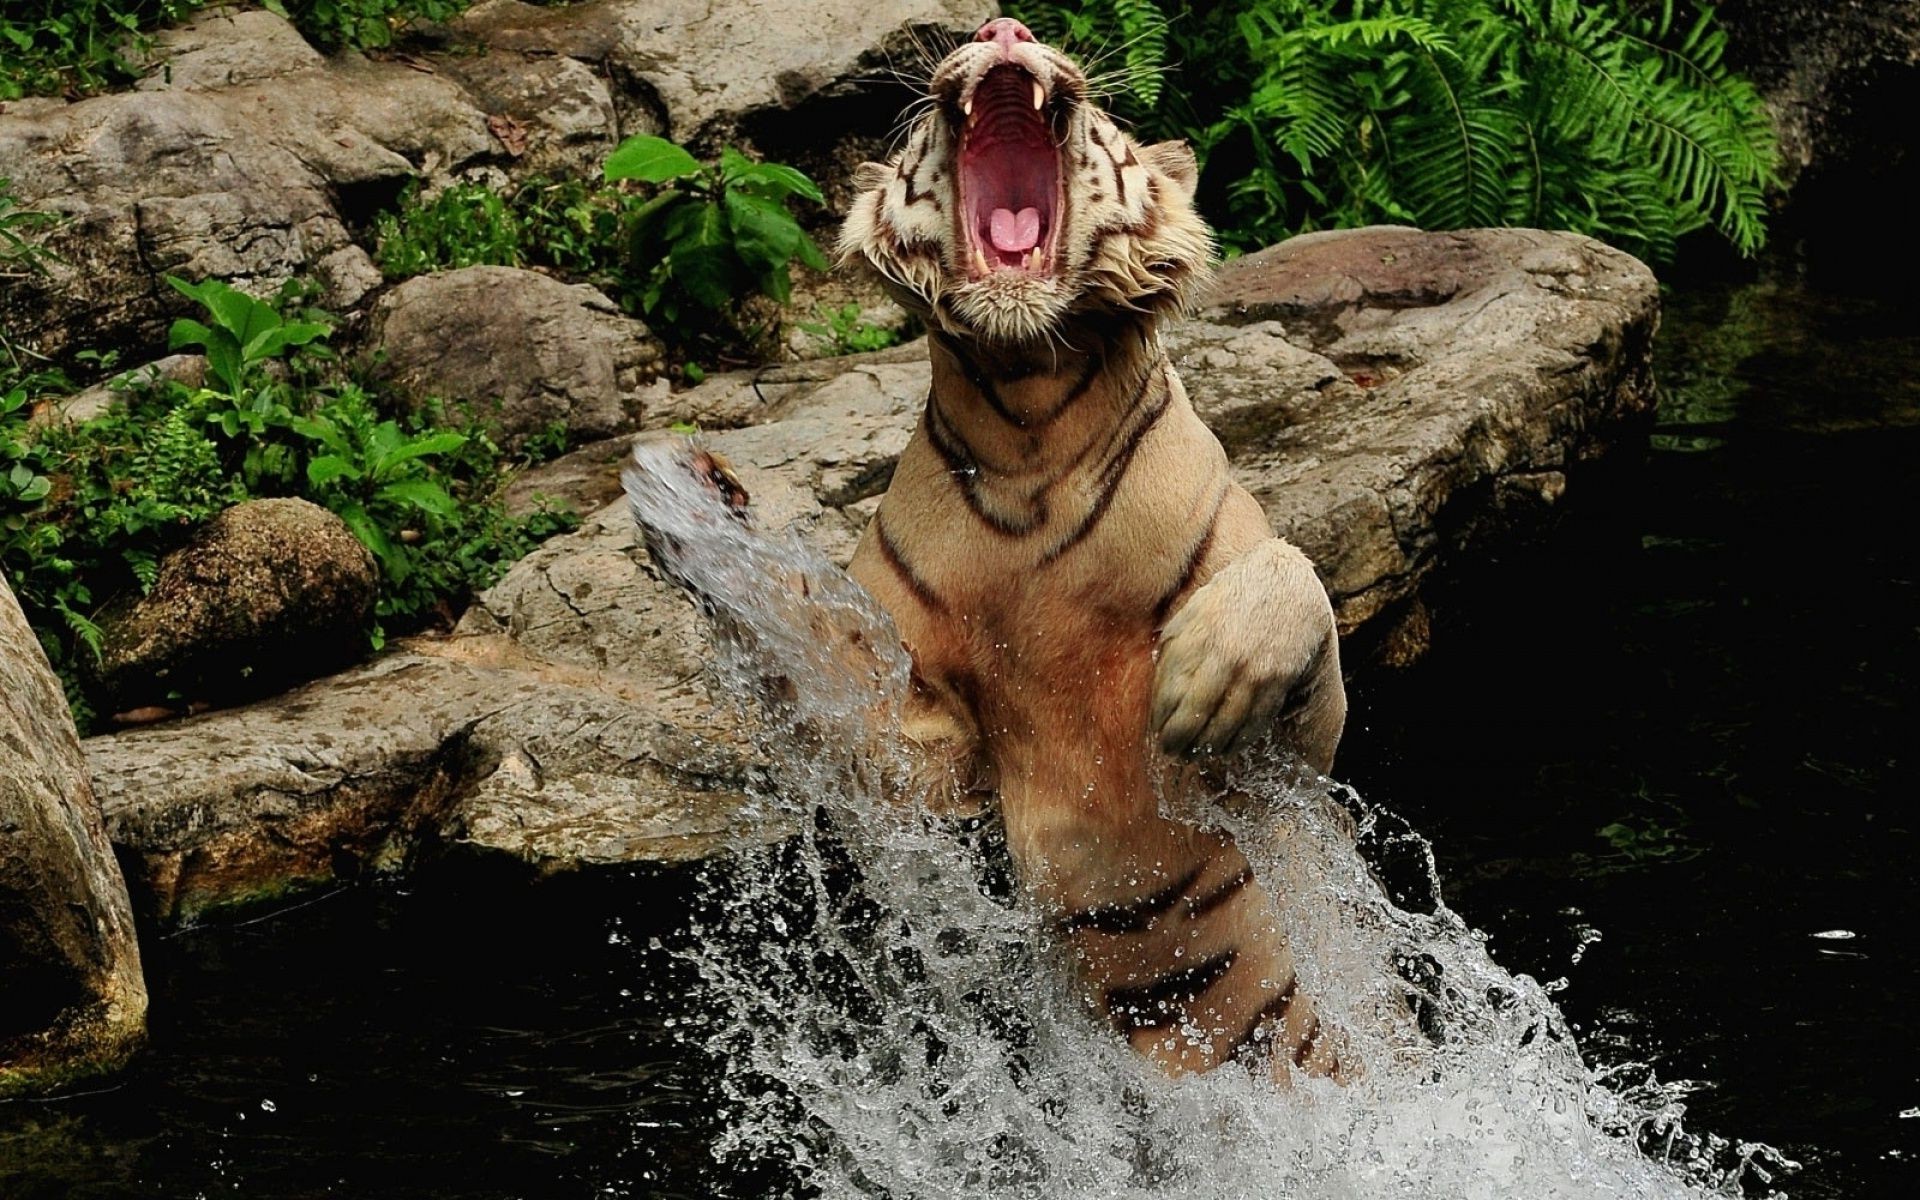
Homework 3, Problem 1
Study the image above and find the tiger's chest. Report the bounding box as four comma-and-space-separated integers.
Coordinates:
849, 390, 1228, 777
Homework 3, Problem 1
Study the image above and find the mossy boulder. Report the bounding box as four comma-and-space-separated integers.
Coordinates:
94, 498, 377, 714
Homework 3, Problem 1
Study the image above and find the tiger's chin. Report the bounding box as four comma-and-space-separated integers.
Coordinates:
947, 274, 1074, 345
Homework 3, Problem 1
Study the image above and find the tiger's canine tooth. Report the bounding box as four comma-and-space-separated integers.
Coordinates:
1032, 81, 1045, 109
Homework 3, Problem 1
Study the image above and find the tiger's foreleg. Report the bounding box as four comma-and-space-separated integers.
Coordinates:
1149, 537, 1346, 772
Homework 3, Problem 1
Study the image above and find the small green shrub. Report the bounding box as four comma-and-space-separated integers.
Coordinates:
798, 303, 905, 356
1014, 0, 1779, 262
372, 138, 831, 355
264, 0, 471, 50
373, 182, 525, 279
601, 136, 830, 340
0, 0, 207, 99
0, 276, 574, 729
0, 0, 475, 99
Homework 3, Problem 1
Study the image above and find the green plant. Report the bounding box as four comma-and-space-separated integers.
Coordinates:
798, 303, 905, 356
0, 0, 475, 99
373, 182, 525, 280
263, 0, 471, 50
0, 0, 208, 99
0, 276, 575, 728
1014, 0, 1778, 262
165, 275, 331, 399
372, 139, 832, 355
602, 136, 830, 344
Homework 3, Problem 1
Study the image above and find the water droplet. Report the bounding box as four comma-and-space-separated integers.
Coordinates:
258, 1099, 276, 1114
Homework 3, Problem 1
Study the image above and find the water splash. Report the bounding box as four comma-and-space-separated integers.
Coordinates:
623, 440, 1795, 1200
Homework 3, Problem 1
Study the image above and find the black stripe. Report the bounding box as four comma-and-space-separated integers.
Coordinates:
874, 519, 947, 615
1186, 866, 1253, 918
923, 399, 975, 477
1292, 1017, 1322, 1068
925, 403, 1047, 537
900, 142, 937, 207
933, 332, 1023, 428
1226, 974, 1299, 1062
1032, 355, 1102, 427
1040, 362, 1170, 564
1151, 484, 1229, 623
1106, 951, 1238, 1035
1058, 863, 1203, 935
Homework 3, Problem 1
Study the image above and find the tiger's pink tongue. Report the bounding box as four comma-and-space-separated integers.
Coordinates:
989, 206, 1041, 253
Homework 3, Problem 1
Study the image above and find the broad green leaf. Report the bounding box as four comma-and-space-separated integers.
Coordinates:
604, 135, 702, 185
376, 431, 468, 476
727, 158, 826, 205
166, 317, 217, 352
722, 189, 803, 271
377, 478, 457, 515
667, 202, 735, 311
287, 415, 351, 456
335, 501, 402, 582
244, 320, 330, 364
795, 230, 830, 272
306, 454, 362, 487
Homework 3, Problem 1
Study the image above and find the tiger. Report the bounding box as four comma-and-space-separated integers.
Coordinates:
635, 17, 1350, 1082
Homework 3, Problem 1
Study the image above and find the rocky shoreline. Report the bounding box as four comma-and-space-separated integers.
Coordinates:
78, 225, 1659, 925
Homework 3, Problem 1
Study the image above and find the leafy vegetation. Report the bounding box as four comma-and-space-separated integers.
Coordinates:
1014, 0, 1779, 261
601, 136, 831, 344
0, 277, 572, 730
262, 0, 469, 50
797, 303, 906, 356
376, 136, 831, 356
0, 0, 474, 98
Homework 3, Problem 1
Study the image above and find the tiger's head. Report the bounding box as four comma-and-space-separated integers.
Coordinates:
840, 18, 1214, 347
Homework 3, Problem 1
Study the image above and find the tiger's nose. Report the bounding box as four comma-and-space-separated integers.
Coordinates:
976, 17, 1035, 53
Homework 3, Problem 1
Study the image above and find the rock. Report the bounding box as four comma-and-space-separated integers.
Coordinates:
366, 266, 663, 445
0, 7, 490, 363
81, 227, 1658, 917
446, 0, 996, 153
1192, 227, 1658, 639
94, 499, 377, 713
436, 48, 620, 178
134, 7, 325, 91
41, 354, 207, 427
0, 572, 147, 1097
1716, 0, 1920, 195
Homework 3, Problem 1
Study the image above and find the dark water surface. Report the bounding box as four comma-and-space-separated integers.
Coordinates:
3, 261, 1916, 1198
1344, 262, 1920, 1198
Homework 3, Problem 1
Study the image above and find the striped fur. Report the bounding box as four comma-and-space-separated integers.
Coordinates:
828, 27, 1352, 1082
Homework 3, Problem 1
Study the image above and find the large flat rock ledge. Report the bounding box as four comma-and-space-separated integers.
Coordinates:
82, 227, 1658, 925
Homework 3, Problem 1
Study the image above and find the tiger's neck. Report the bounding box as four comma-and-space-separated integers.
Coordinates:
927, 326, 1161, 450
922, 326, 1172, 536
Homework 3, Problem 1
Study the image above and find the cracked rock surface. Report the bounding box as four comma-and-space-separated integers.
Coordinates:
82, 227, 1659, 923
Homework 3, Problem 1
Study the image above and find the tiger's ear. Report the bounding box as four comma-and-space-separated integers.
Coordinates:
1139, 140, 1198, 199
853, 161, 892, 193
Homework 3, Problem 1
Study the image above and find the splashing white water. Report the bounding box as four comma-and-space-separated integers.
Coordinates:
623, 441, 1794, 1200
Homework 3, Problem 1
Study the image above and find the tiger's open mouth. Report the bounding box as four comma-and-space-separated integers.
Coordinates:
957, 63, 1062, 279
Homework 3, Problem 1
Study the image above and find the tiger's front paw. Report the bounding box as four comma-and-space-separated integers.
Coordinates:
1149, 540, 1345, 771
